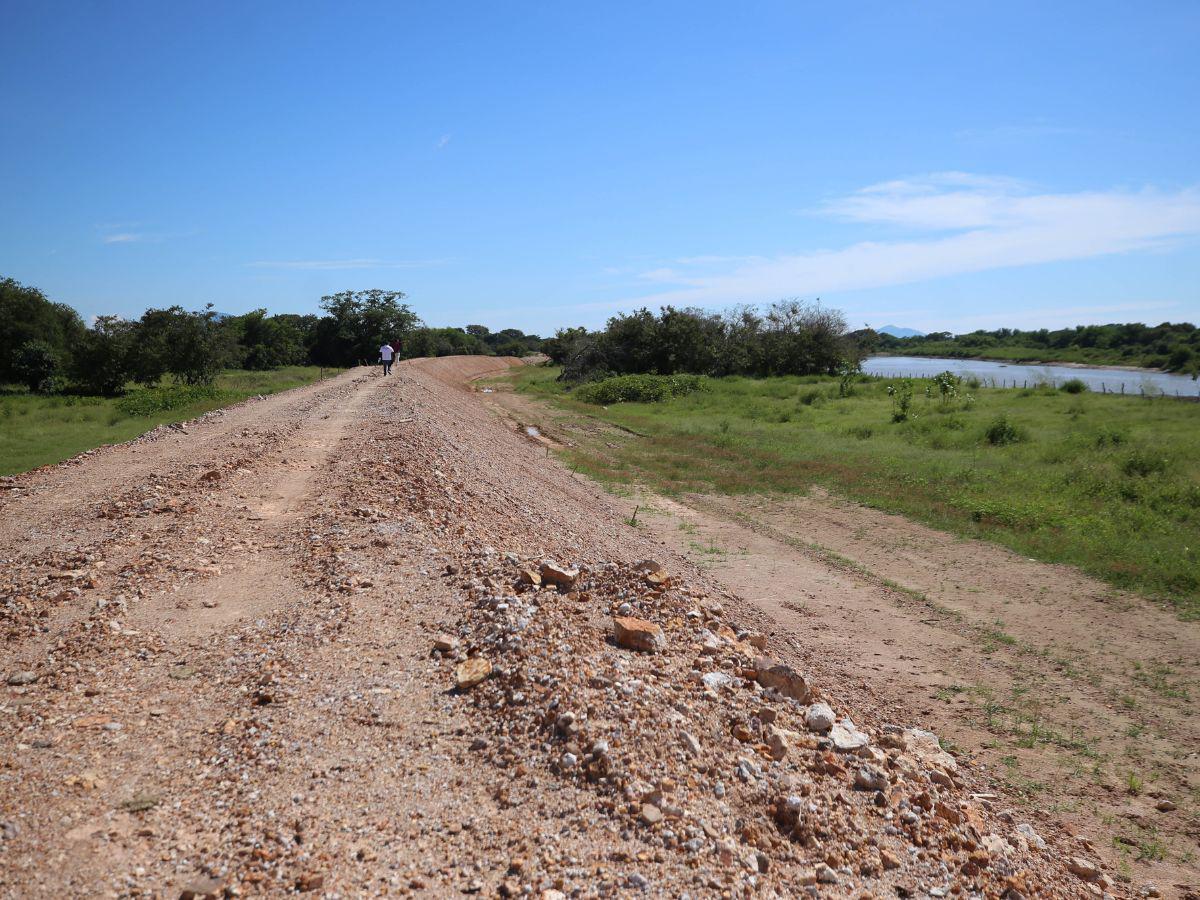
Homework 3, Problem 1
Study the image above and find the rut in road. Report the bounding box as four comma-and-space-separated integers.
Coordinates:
1, 358, 1100, 898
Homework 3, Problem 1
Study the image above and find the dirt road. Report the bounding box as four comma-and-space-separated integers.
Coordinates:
0, 358, 1159, 897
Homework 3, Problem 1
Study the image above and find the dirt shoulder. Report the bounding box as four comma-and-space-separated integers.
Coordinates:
482, 375, 1200, 896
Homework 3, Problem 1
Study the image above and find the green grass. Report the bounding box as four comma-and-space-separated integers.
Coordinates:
0, 367, 340, 476
512, 365, 1200, 618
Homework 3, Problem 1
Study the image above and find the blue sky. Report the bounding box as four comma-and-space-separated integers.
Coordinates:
2, 0, 1198, 335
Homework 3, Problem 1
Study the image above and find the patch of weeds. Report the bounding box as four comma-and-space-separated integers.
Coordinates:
934, 685, 968, 701
980, 623, 1018, 652
1126, 771, 1143, 795
1136, 837, 1167, 862
1131, 662, 1190, 699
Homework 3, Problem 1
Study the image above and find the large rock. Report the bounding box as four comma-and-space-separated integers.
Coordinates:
613, 617, 665, 652
830, 718, 869, 751
754, 658, 811, 703
539, 561, 579, 589
904, 727, 958, 773
455, 657, 492, 690
1067, 857, 1100, 881
804, 702, 835, 733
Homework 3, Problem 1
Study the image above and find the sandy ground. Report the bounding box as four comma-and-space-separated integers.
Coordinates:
482, 375, 1200, 897
0, 357, 1184, 898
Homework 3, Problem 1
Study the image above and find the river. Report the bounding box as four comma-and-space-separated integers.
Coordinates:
861, 356, 1200, 397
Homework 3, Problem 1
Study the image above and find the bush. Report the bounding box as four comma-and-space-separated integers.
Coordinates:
1060, 378, 1088, 394
115, 384, 227, 417
985, 414, 1025, 445
573, 373, 708, 405
1121, 449, 1169, 478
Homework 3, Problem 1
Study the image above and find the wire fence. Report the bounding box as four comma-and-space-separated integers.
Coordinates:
868, 372, 1200, 401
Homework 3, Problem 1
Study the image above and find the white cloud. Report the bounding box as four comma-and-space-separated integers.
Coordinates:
246, 258, 446, 271
436, 133, 452, 150
103, 232, 146, 244
617, 174, 1200, 309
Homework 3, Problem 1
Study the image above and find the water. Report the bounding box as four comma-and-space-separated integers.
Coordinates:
862, 356, 1200, 397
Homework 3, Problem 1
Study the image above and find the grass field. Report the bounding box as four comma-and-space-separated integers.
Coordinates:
0, 366, 341, 476
510, 366, 1200, 618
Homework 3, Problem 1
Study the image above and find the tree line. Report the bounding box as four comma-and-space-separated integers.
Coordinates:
546, 300, 858, 382
862, 322, 1200, 374
0, 278, 544, 395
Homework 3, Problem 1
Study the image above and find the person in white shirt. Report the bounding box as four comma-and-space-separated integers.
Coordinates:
379, 342, 395, 375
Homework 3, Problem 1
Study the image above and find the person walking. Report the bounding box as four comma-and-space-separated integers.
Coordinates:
379, 341, 395, 375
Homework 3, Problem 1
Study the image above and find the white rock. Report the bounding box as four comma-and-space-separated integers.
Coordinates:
804, 702, 835, 732
830, 718, 869, 751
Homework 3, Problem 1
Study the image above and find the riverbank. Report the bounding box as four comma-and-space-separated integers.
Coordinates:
872, 351, 1168, 374
502, 365, 1200, 617
862, 355, 1200, 396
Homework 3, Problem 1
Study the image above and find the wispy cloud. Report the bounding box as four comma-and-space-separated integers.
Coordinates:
247, 258, 447, 271
615, 173, 1200, 310
955, 122, 1084, 143
97, 222, 190, 245
436, 133, 452, 150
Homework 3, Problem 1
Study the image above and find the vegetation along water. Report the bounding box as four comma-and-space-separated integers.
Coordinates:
510, 365, 1200, 619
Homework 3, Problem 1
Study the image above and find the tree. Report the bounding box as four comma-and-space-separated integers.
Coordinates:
314, 289, 421, 365
0, 278, 85, 385
131, 305, 229, 386
10, 340, 61, 392
72, 316, 137, 395
543, 327, 589, 365
231, 310, 307, 369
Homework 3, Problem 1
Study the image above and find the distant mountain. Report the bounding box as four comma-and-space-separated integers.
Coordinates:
878, 324, 924, 338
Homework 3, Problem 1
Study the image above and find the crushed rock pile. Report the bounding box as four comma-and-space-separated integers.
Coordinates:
421, 548, 1095, 897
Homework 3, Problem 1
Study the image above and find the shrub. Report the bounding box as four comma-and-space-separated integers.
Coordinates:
1095, 427, 1126, 448
887, 380, 914, 422
115, 384, 227, 417
932, 370, 961, 403
798, 388, 823, 406
1060, 378, 1088, 394
1121, 449, 1169, 478
985, 414, 1025, 445
573, 373, 708, 405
